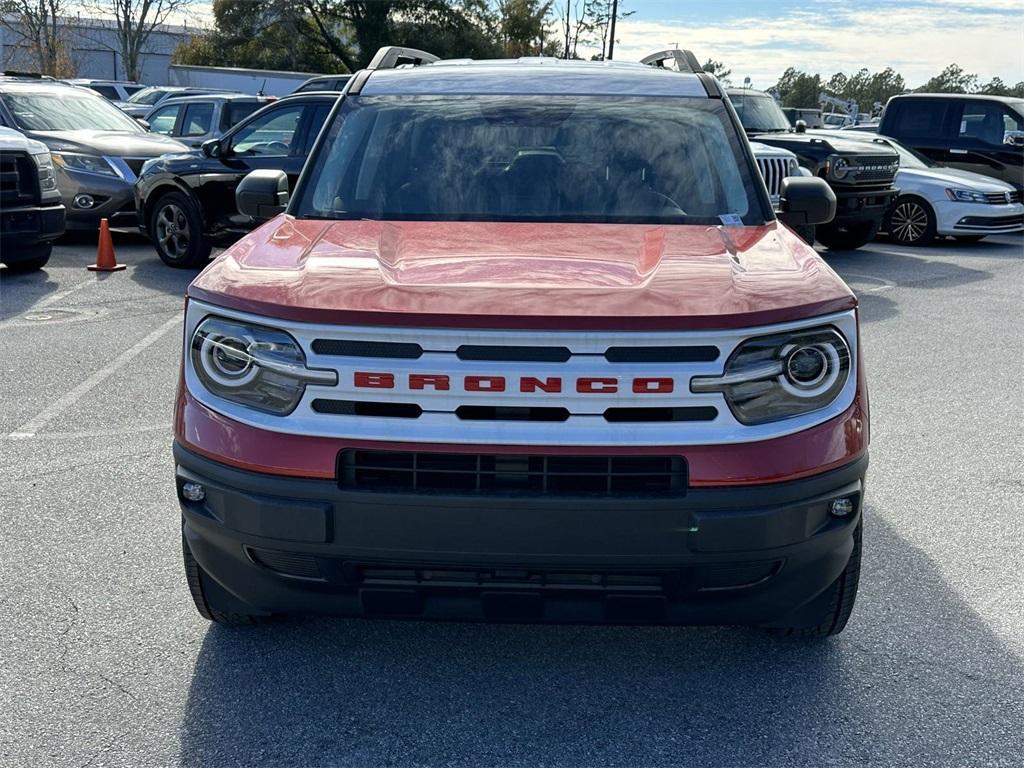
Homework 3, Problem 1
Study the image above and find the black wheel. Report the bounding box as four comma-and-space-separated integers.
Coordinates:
2, 243, 52, 272
182, 528, 267, 625
149, 191, 211, 269
766, 523, 862, 638
885, 196, 937, 246
954, 235, 986, 243
815, 219, 880, 250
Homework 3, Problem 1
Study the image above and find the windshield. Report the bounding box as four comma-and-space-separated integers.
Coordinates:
126, 87, 169, 105
730, 92, 791, 132
296, 95, 764, 225
2, 90, 144, 132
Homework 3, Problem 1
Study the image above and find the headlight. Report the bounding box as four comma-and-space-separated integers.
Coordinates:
190, 317, 337, 415
691, 326, 851, 425
51, 152, 119, 178
29, 148, 58, 191
945, 188, 988, 204
828, 156, 851, 181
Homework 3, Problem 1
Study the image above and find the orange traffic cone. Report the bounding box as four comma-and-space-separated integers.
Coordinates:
87, 218, 126, 272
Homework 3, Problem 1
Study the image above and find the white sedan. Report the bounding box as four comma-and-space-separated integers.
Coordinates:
812, 130, 1024, 245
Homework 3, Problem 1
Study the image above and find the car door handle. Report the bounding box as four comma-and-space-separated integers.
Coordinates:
950, 149, 969, 155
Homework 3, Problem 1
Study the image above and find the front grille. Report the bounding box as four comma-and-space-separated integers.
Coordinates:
312, 339, 423, 358
0, 152, 37, 205
848, 155, 898, 186
339, 450, 687, 496
604, 345, 719, 363
756, 156, 797, 201
982, 191, 1016, 205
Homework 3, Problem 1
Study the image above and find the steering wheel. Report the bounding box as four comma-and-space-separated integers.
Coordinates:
643, 189, 687, 215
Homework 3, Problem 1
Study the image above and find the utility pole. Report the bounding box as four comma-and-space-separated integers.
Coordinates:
564, 0, 571, 59
607, 0, 618, 60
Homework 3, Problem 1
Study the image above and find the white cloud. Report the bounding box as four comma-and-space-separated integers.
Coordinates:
591, 4, 1024, 89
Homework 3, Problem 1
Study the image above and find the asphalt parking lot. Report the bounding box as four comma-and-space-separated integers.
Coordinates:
2, 231, 1022, 767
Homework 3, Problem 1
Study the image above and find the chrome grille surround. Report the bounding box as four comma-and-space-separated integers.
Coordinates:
184, 299, 859, 446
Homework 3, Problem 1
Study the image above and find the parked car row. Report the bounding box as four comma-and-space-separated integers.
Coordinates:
734, 87, 1023, 248
1, 66, 1020, 274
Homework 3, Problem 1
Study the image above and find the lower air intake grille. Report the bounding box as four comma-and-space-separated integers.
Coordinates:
339, 450, 687, 496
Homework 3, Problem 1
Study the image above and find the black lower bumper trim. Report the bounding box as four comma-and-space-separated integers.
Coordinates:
175, 443, 867, 625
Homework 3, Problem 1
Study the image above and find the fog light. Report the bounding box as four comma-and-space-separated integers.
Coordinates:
181, 482, 206, 502
73, 194, 95, 209
830, 497, 855, 517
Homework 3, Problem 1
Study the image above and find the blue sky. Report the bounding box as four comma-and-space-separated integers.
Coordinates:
584, 0, 1024, 88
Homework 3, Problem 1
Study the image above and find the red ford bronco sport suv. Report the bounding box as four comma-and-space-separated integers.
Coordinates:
175, 48, 868, 636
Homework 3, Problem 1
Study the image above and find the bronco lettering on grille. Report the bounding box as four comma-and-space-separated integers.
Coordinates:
353, 372, 677, 394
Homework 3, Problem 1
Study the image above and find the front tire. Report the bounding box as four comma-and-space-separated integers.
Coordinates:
149, 191, 211, 269
2, 243, 52, 272
182, 528, 268, 625
816, 219, 880, 250
886, 196, 937, 246
766, 523, 862, 638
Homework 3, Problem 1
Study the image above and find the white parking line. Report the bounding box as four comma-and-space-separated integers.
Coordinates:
7, 315, 181, 439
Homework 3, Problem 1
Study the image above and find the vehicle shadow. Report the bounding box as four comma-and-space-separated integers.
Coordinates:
819, 241, 1002, 326
0, 267, 60, 319
178, 513, 1023, 768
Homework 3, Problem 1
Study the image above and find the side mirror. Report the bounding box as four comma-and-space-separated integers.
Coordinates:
778, 177, 836, 227
1004, 130, 1024, 147
236, 169, 289, 220
201, 138, 223, 158
794, 119, 807, 134
136, 119, 151, 131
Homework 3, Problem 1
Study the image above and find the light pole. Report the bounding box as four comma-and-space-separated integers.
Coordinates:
607, 0, 619, 60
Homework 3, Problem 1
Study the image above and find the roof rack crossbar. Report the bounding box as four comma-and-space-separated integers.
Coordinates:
639, 50, 704, 74
367, 46, 440, 71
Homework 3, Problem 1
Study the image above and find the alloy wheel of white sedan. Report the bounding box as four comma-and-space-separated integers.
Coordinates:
888, 197, 936, 246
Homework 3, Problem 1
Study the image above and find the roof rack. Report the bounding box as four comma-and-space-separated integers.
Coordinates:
639, 50, 704, 74
639, 49, 721, 99
366, 46, 440, 71
0, 70, 57, 81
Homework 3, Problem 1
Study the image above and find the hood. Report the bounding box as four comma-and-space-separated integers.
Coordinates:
188, 218, 856, 331
757, 132, 898, 157
898, 165, 1017, 192
0, 125, 45, 153
748, 141, 798, 160
31, 130, 187, 157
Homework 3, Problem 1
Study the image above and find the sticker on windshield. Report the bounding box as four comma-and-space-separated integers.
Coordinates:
718, 213, 744, 227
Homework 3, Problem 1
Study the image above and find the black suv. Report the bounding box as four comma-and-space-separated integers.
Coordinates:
0, 126, 64, 271
136, 92, 338, 267
878, 94, 1024, 192
729, 88, 900, 250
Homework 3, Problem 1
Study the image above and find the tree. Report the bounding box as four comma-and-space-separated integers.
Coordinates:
918, 63, 978, 94
0, 0, 75, 76
496, 0, 554, 57
85, 0, 198, 81
301, 0, 501, 70
702, 58, 731, 86
773, 67, 821, 108
173, 0, 351, 73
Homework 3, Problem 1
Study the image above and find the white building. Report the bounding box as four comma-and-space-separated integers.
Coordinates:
0, 14, 205, 84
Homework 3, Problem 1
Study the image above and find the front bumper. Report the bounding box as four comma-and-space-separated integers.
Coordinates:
176, 442, 867, 626
57, 168, 138, 230
831, 187, 898, 224
932, 200, 1024, 235
0, 203, 65, 254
